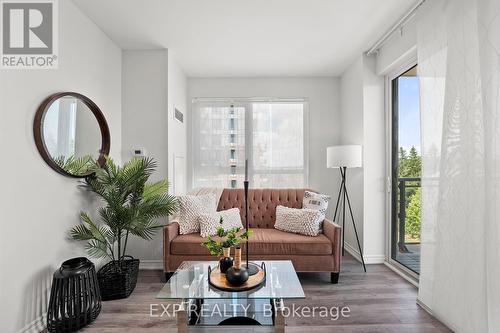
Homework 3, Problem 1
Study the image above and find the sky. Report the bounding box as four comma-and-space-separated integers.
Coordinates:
398, 76, 421, 153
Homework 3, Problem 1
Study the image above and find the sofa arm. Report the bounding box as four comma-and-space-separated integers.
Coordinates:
323, 218, 342, 272
163, 222, 179, 272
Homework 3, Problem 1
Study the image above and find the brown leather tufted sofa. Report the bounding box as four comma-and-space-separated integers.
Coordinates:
163, 188, 342, 283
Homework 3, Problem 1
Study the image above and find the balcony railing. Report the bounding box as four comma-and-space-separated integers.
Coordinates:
397, 177, 421, 253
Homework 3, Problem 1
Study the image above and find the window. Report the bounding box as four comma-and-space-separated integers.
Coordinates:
192, 99, 307, 189
44, 98, 77, 158
252, 103, 305, 187
192, 102, 246, 188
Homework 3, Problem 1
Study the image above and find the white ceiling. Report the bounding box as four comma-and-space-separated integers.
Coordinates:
73, 0, 415, 77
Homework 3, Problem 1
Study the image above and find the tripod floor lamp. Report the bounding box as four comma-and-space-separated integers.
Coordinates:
327, 145, 366, 272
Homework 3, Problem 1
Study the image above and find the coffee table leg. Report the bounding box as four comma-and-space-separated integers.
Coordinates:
189, 299, 203, 325
177, 299, 187, 333
273, 298, 285, 333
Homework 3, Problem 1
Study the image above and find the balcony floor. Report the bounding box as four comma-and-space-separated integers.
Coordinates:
395, 243, 421, 274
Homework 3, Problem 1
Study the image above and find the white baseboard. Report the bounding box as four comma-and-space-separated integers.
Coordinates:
364, 254, 386, 264
344, 242, 363, 262
18, 314, 46, 333
140, 260, 163, 270
344, 242, 385, 264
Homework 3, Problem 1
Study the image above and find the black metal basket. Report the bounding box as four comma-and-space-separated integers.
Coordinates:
97, 256, 140, 301
47, 257, 101, 332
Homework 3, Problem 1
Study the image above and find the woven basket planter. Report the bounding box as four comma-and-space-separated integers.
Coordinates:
97, 256, 140, 301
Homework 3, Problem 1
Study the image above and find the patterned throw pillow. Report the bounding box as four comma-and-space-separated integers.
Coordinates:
177, 194, 217, 234
274, 205, 323, 237
303, 191, 331, 220
199, 208, 243, 238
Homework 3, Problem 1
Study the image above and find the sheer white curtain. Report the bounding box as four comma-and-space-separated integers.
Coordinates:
191, 99, 307, 189
192, 101, 246, 188
417, 0, 500, 331
252, 102, 305, 187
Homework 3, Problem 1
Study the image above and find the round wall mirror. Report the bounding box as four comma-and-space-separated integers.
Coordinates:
33, 92, 110, 177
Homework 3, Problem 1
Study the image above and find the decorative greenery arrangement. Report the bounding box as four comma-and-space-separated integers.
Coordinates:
202, 217, 252, 256
69, 156, 178, 265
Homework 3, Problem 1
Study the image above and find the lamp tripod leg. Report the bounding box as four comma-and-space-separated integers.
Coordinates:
343, 178, 366, 273
333, 176, 344, 223
341, 168, 347, 256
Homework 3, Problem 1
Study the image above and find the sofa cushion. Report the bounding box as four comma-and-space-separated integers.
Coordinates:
170, 228, 332, 255
303, 191, 331, 219
248, 228, 331, 254
274, 205, 323, 236
199, 208, 243, 237
171, 233, 212, 255
177, 193, 217, 234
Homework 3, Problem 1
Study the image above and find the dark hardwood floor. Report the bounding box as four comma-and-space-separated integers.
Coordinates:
53, 255, 450, 332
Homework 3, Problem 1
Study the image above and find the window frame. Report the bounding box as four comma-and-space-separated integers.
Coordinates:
385, 56, 420, 284
191, 97, 309, 189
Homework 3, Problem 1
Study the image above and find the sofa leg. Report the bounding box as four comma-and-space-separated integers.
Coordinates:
164, 272, 173, 282
331, 272, 339, 284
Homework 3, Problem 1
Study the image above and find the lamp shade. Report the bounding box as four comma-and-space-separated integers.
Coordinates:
327, 145, 362, 168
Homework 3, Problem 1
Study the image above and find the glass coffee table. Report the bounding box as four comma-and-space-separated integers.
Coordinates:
157, 260, 305, 332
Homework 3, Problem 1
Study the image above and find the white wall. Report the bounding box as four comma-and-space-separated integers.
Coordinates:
167, 53, 188, 196
339, 56, 386, 264
339, 57, 365, 254
0, 1, 122, 331
364, 17, 418, 264
121, 50, 169, 267
187, 77, 342, 218
361, 56, 386, 263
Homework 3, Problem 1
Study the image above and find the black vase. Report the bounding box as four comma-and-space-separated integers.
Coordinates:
219, 247, 233, 273
47, 257, 101, 332
225, 247, 249, 286
226, 266, 249, 286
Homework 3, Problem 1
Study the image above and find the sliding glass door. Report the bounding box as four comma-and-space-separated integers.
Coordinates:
389, 64, 422, 275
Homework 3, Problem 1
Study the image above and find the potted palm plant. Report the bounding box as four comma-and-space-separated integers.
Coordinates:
69, 157, 177, 300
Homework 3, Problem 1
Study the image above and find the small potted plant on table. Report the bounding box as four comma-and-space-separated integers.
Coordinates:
69, 157, 177, 300
202, 218, 252, 273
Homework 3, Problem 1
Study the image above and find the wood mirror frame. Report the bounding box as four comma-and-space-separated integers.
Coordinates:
33, 92, 111, 178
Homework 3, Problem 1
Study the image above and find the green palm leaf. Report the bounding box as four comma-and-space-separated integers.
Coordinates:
69, 224, 93, 241
143, 180, 168, 200
86, 240, 110, 259
80, 212, 107, 243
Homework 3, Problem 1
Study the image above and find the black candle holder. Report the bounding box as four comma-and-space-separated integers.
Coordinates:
243, 180, 259, 275
47, 257, 101, 332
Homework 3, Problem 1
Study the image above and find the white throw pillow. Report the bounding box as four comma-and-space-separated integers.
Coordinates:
177, 194, 217, 234
274, 205, 323, 237
302, 191, 331, 219
199, 208, 243, 238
